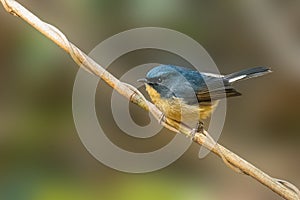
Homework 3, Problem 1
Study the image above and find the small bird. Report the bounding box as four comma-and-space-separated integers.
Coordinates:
138, 65, 271, 134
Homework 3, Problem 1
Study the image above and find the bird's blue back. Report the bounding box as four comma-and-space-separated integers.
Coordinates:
146, 65, 227, 104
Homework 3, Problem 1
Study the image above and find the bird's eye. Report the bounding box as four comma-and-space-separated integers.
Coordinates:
157, 78, 162, 83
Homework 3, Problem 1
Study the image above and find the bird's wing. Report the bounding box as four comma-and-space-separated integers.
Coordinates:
175, 71, 241, 104
196, 86, 241, 102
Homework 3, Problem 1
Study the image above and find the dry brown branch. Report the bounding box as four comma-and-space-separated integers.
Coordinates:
1, 0, 299, 199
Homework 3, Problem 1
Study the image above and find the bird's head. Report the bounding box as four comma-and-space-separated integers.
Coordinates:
138, 65, 193, 98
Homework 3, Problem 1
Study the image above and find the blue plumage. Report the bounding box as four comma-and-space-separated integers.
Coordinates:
142, 64, 271, 104
138, 64, 271, 125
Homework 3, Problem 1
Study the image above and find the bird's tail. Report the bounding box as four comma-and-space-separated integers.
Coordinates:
224, 66, 272, 83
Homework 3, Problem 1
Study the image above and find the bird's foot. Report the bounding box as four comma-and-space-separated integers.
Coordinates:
159, 113, 166, 125
196, 121, 204, 134
190, 121, 204, 140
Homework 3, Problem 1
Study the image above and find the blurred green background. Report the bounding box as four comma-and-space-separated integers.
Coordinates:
1, 0, 300, 199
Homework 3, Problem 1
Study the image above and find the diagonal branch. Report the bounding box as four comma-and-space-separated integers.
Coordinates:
1, 0, 299, 199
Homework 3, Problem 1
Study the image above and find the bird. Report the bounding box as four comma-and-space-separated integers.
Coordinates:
138, 65, 271, 135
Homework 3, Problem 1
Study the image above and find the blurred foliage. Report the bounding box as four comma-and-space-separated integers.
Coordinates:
0, 0, 300, 199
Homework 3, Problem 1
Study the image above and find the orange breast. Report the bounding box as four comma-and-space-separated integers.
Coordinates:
145, 84, 218, 123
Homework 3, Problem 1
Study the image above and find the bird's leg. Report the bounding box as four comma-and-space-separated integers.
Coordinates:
158, 113, 166, 125
190, 121, 204, 139
197, 121, 204, 133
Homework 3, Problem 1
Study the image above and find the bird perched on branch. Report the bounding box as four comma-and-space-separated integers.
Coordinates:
138, 65, 271, 136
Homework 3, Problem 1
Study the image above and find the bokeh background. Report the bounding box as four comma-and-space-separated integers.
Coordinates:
1, 0, 300, 199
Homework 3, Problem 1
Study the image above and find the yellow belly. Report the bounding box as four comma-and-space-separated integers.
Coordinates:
145, 84, 218, 123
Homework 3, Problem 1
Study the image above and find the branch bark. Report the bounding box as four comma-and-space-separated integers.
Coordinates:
1, 0, 299, 199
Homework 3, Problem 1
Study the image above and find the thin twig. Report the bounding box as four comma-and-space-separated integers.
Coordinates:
1, 0, 299, 199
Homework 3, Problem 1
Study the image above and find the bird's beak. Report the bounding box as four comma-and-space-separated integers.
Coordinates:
137, 78, 148, 83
